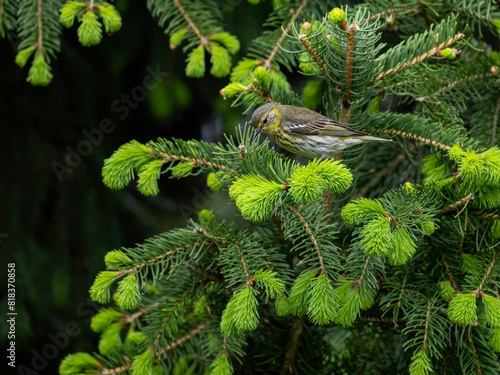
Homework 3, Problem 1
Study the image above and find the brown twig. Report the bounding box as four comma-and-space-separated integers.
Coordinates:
473, 211, 500, 220
158, 151, 233, 172
101, 358, 132, 374
492, 93, 500, 147
372, 33, 465, 82
247, 83, 275, 102
439, 193, 475, 216
299, 36, 329, 78
475, 249, 500, 295
36, 0, 43, 50
422, 299, 432, 351
158, 324, 206, 356
172, 0, 207, 46
416, 73, 493, 103
466, 331, 483, 375
340, 23, 356, 123
264, 0, 309, 69
366, 7, 420, 23
280, 315, 305, 375
355, 257, 370, 292
286, 204, 326, 274
370, 128, 452, 151
439, 249, 461, 293
358, 316, 405, 323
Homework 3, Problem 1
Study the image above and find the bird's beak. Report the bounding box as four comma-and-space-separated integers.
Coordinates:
252, 128, 261, 142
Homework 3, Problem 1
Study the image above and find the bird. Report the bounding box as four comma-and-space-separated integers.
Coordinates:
251, 102, 391, 159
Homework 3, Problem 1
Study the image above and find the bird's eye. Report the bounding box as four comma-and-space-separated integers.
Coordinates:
262, 117, 268, 125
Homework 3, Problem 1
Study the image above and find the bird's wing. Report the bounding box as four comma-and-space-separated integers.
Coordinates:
286, 111, 367, 137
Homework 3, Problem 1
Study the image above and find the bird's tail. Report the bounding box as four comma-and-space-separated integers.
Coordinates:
360, 135, 392, 143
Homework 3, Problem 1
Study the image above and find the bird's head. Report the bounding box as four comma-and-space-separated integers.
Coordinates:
251, 102, 281, 140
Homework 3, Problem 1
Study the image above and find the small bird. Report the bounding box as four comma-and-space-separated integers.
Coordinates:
251, 102, 391, 159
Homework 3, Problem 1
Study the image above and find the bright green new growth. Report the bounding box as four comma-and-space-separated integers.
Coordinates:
207, 173, 225, 191
229, 174, 285, 222
115, 274, 141, 310
98, 322, 123, 355
360, 216, 392, 256
447, 292, 478, 326
307, 273, 337, 325
15, 45, 36, 68
341, 197, 386, 225
289, 159, 352, 204
131, 347, 156, 375
210, 32, 240, 55
27, 52, 53, 86
253, 269, 285, 299
186, 45, 206, 78
388, 226, 417, 266
438, 281, 456, 300
105, 250, 132, 268
59, 353, 99, 375
210, 354, 233, 375
287, 271, 316, 316
210, 44, 232, 78
409, 349, 433, 375
335, 288, 361, 328
170, 162, 194, 179
327, 7, 346, 25
90, 308, 123, 333
59, 1, 87, 28
220, 286, 259, 336
77, 11, 102, 47
483, 294, 500, 328
89, 271, 122, 304
98, 3, 122, 33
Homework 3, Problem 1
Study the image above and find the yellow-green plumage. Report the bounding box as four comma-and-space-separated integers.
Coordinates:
251, 103, 391, 158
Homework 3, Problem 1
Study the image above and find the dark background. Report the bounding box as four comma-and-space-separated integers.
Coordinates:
0, 1, 272, 373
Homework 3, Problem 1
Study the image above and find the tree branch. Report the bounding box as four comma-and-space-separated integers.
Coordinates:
492, 93, 500, 147
370, 128, 452, 151
286, 204, 326, 275
475, 249, 500, 294
340, 23, 356, 123
172, 0, 207, 46
280, 315, 305, 375
439, 193, 474, 216
372, 33, 465, 82
264, 0, 309, 69
157, 151, 234, 172
439, 249, 461, 293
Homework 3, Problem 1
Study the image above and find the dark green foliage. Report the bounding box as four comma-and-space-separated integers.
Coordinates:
30, 0, 500, 374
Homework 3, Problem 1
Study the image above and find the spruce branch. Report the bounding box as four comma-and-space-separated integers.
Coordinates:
286, 204, 326, 275
152, 296, 186, 350
492, 93, 500, 147
340, 22, 356, 123
372, 33, 465, 82
36, 0, 42, 50
171, 0, 207, 46
366, 7, 420, 23
439, 193, 475, 215
158, 151, 234, 172
473, 211, 500, 220
280, 315, 305, 375
358, 316, 404, 323
439, 249, 461, 293
416, 73, 493, 103
355, 256, 370, 292
466, 331, 483, 375
158, 324, 206, 356
264, 0, 309, 70
187, 264, 228, 285
422, 298, 431, 351
475, 249, 500, 295
235, 242, 251, 284
101, 358, 132, 374
299, 36, 330, 79
370, 128, 452, 151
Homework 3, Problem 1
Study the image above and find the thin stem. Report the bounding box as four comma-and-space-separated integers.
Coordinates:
422, 299, 431, 351
280, 315, 305, 375
187, 265, 228, 284
492, 93, 500, 147
356, 257, 370, 292
372, 33, 465, 82
370, 128, 452, 151
358, 316, 405, 323
157, 151, 234, 172
299, 36, 329, 78
172, 0, 207, 45
286, 204, 326, 274
466, 331, 483, 375
158, 324, 206, 356
475, 249, 500, 294
36, 0, 43, 50
367, 7, 420, 22
340, 22, 356, 123
235, 243, 251, 283
247, 83, 275, 102
264, 0, 309, 69
101, 358, 132, 374
152, 298, 183, 349
416, 73, 493, 103
474, 211, 500, 220
439, 249, 461, 293
439, 193, 474, 216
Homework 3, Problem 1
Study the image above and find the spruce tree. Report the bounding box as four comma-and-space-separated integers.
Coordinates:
19, 0, 498, 373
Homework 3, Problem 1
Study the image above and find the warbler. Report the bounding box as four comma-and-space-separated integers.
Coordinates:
251, 103, 391, 158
